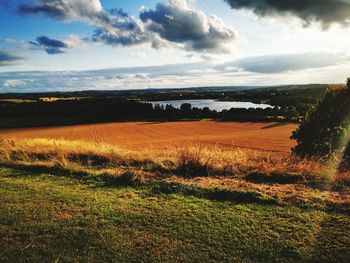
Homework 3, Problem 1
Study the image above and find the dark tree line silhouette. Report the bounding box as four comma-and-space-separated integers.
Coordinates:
0, 98, 298, 128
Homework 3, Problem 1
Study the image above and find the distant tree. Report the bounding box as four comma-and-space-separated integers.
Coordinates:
285, 106, 299, 121
180, 103, 192, 112
291, 78, 350, 161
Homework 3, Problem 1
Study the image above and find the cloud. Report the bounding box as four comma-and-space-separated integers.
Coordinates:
109, 8, 129, 18
1, 79, 27, 88
0, 38, 17, 44
18, 0, 103, 21
63, 35, 94, 50
0, 51, 23, 66
224, 0, 350, 28
2, 51, 349, 93
129, 51, 146, 59
140, 0, 236, 53
220, 52, 350, 73
29, 36, 68, 54
18, 0, 150, 47
91, 11, 148, 47
18, 0, 237, 54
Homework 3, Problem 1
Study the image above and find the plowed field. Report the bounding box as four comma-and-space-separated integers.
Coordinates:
0, 121, 297, 153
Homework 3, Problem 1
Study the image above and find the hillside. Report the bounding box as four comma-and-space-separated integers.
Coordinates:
0, 137, 349, 262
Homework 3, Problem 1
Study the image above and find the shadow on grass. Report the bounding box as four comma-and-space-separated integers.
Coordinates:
0, 163, 101, 189
245, 172, 307, 184
245, 171, 342, 195
0, 163, 279, 206
149, 181, 278, 205
3, 163, 349, 213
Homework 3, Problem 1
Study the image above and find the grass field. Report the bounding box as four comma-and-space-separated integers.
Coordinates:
0, 166, 349, 262
0, 121, 297, 153
0, 121, 349, 262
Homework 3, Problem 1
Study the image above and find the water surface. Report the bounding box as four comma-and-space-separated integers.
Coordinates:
150, 99, 273, 111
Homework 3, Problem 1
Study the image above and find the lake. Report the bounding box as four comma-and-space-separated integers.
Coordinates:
149, 99, 273, 112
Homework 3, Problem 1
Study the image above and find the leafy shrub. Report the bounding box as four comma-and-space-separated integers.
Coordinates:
291, 79, 350, 162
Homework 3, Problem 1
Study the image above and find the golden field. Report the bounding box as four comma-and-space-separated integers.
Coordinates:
0, 121, 297, 153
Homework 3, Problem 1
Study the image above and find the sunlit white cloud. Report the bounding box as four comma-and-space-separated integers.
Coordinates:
1, 79, 27, 88
140, 0, 237, 53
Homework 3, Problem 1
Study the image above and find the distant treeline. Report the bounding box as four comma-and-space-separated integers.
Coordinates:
0, 84, 328, 118
0, 98, 300, 128
0, 84, 331, 128
139, 85, 328, 118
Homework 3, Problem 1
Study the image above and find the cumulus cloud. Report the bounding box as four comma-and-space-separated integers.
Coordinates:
18, 0, 237, 54
18, 0, 150, 47
29, 36, 68, 54
0, 51, 23, 66
224, 0, 350, 28
92, 12, 148, 47
140, 0, 236, 53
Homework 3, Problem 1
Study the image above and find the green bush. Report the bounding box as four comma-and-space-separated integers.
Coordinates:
291, 79, 350, 161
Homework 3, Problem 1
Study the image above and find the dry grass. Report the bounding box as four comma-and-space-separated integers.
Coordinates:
0, 138, 321, 178
0, 138, 348, 205
175, 145, 324, 180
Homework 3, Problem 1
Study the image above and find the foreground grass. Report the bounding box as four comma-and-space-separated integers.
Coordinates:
0, 167, 349, 262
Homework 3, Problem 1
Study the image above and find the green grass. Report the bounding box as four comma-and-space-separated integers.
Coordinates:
0, 167, 349, 263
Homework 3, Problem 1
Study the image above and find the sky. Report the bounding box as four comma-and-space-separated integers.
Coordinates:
1, 0, 350, 92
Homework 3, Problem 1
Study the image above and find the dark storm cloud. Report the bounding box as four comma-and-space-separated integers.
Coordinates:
224, 0, 350, 27
140, 0, 236, 52
0, 51, 23, 66
29, 36, 68, 54
220, 52, 350, 73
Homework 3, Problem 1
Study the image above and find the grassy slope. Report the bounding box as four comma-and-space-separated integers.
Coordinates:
0, 167, 349, 263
